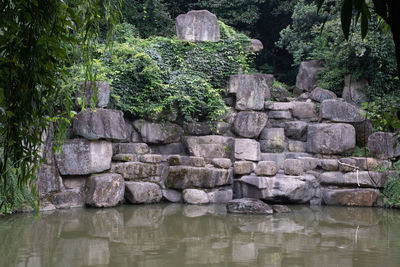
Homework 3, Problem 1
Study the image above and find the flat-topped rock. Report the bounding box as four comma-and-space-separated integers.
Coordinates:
184, 135, 234, 159
207, 188, 233, 203
322, 188, 379, 207
112, 143, 149, 155
133, 120, 183, 144
234, 161, 254, 175
183, 189, 209, 204
320, 171, 387, 188
320, 99, 364, 122
227, 198, 273, 215
235, 139, 260, 161
368, 132, 400, 159
168, 155, 206, 167
310, 87, 337, 103
255, 161, 278, 176
211, 158, 232, 169
112, 162, 163, 180
73, 109, 127, 141
296, 60, 323, 92
284, 121, 308, 141
176, 10, 220, 42
55, 139, 112, 175
284, 159, 304, 176
51, 191, 85, 209
86, 173, 124, 207
125, 182, 162, 204
229, 74, 273, 110
166, 166, 232, 189
233, 111, 268, 138
292, 101, 317, 120
264, 101, 293, 111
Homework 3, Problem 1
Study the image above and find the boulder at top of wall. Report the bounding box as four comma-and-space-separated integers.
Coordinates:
73, 109, 127, 141
296, 60, 323, 92
235, 139, 261, 161
183, 135, 234, 159
229, 74, 274, 110
75, 81, 110, 108
310, 87, 337, 103
320, 99, 364, 123
307, 123, 356, 155
86, 173, 124, 208
176, 10, 220, 42
342, 74, 368, 106
133, 120, 183, 144
368, 132, 400, 160
55, 139, 112, 175
233, 111, 268, 138
250, 39, 263, 52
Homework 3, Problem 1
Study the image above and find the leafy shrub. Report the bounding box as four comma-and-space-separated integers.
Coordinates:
361, 95, 400, 132
76, 21, 253, 123
383, 161, 400, 207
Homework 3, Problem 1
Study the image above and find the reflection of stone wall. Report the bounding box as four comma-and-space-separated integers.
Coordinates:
37, 12, 397, 211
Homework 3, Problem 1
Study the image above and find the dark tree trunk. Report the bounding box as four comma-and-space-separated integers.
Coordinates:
387, 0, 400, 79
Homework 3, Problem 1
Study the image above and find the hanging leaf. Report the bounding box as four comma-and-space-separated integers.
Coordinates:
341, 0, 353, 40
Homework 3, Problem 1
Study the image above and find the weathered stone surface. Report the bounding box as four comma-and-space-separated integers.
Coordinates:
255, 161, 278, 176
239, 174, 317, 203
52, 191, 85, 209
56, 139, 112, 175
182, 189, 209, 204
166, 166, 231, 189
284, 159, 303, 176
250, 39, 263, 52
176, 10, 220, 42
268, 111, 292, 119
139, 154, 162, 163
86, 173, 124, 207
306, 123, 356, 155
368, 132, 400, 159
292, 102, 317, 120
75, 81, 110, 108
271, 204, 291, 213
112, 154, 138, 162
233, 111, 268, 138
212, 158, 232, 169
123, 119, 142, 143
296, 60, 323, 92
112, 162, 162, 180
184, 135, 234, 159
133, 120, 183, 144
351, 157, 392, 171
73, 109, 127, 141
229, 74, 273, 110
63, 176, 86, 190
150, 143, 186, 155
285, 152, 312, 159
184, 122, 212, 136
234, 161, 254, 175
288, 141, 306, 152
235, 139, 260, 161
320, 171, 386, 188
39, 200, 56, 212
260, 128, 286, 153
227, 198, 273, 214
342, 75, 368, 106
322, 188, 379, 207
299, 157, 318, 171
284, 121, 308, 140
264, 101, 293, 111
260, 153, 285, 169
167, 155, 206, 167
112, 143, 149, 155
162, 189, 182, 203
207, 188, 233, 203
125, 182, 162, 204
319, 159, 339, 171
38, 163, 62, 198
310, 87, 337, 103
352, 119, 373, 147
338, 158, 357, 172
320, 99, 364, 122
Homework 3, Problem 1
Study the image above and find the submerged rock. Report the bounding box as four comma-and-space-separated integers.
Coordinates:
227, 198, 273, 215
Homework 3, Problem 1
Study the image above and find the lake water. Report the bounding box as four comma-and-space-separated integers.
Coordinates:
1, 204, 400, 267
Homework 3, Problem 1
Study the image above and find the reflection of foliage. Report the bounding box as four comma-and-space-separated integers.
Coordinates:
72, 22, 254, 123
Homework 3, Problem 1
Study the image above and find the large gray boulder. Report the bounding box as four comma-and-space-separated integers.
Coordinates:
320, 171, 386, 188
342, 74, 368, 106
310, 87, 337, 103
112, 162, 163, 181
306, 123, 356, 155
368, 132, 400, 159
292, 101, 317, 120
296, 60, 323, 92
55, 139, 112, 175
73, 109, 127, 141
322, 188, 379, 207
259, 128, 286, 153
229, 74, 274, 110
284, 121, 308, 141
166, 166, 232, 189
133, 120, 183, 144
182, 189, 209, 204
239, 174, 317, 203
184, 135, 234, 159
176, 10, 220, 42
207, 187, 233, 203
233, 111, 268, 138
51, 191, 85, 209
235, 139, 260, 161
75, 81, 110, 108
250, 39, 263, 52
86, 173, 124, 207
125, 182, 162, 204
37, 163, 62, 198
227, 198, 273, 215
320, 99, 364, 123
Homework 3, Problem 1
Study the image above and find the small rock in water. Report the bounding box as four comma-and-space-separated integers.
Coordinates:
226, 198, 273, 215
271, 204, 291, 213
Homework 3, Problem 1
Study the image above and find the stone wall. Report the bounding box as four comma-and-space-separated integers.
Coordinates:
38, 11, 398, 211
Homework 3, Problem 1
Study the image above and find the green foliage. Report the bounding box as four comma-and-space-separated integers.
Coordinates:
361, 95, 400, 132
383, 161, 400, 207
80, 21, 253, 123
0, 0, 121, 214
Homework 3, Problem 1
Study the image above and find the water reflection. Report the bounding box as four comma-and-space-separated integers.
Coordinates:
1, 205, 400, 267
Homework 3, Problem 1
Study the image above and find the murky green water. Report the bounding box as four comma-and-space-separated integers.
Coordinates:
1, 204, 400, 267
